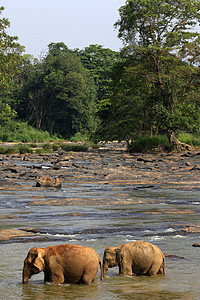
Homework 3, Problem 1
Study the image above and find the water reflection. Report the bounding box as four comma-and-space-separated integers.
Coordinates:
22, 282, 105, 300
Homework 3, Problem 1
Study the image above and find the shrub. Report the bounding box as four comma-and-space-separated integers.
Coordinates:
17, 144, 33, 154
128, 135, 172, 153
52, 143, 60, 151
42, 143, 51, 150
0, 144, 33, 154
70, 132, 90, 142
0, 121, 59, 143
178, 132, 200, 147
61, 143, 88, 152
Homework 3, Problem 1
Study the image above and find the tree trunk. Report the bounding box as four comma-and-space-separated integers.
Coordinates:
167, 130, 191, 151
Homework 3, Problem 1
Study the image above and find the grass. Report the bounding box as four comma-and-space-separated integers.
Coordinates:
70, 132, 90, 142
128, 132, 200, 153
0, 144, 33, 155
128, 135, 172, 153
0, 142, 89, 154
0, 121, 59, 143
178, 132, 200, 147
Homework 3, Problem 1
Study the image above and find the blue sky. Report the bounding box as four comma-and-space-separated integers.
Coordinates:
2, 0, 125, 58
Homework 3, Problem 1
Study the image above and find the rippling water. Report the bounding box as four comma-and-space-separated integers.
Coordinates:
0, 152, 200, 299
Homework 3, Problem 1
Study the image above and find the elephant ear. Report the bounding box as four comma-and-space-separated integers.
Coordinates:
115, 248, 123, 263
33, 248, 45, 272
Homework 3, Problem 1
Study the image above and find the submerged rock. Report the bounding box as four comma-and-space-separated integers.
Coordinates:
192, 243, 200, 247
36, 176, 61, 188
0, 229, 35, 241
182, 226, 200, 233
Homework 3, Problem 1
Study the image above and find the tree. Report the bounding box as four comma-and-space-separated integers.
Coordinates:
0, 6, 24, 125
75, 45, 119, 101
19, 43, 98, 138
96, 0, 200, 146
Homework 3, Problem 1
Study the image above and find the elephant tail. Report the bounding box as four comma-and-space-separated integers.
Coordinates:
99, 258, 103, 281
162, 255, 166, 275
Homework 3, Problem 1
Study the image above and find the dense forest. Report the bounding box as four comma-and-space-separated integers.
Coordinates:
0, 1, 200, 149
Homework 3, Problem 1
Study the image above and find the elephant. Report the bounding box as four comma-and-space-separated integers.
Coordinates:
22, 244, 103, 284
102, 241, 165, 278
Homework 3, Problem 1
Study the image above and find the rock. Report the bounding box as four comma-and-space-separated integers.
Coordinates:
0, 229, 35, 241
191, 165, 200, 171
165, 254, 184, 259
182, 226, 200, 233
2, 167, 19, 173
192, 243, 200, 247
36, 176, 61, 188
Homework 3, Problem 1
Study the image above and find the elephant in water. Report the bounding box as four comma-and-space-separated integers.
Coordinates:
23, 244, 103, 284
102, 241, 165, 278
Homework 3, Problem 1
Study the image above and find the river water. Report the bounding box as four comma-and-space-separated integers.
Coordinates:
0, 149, 200, 299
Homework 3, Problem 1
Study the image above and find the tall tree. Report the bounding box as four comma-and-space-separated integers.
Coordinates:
96, 0, 200, 144
19, 43, 97, 137
75, 45, 119, 101
0, 6, 24, 124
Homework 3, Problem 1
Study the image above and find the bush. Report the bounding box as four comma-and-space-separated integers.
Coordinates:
128, 135, 172, 153
42, 143, 51, 150
0, 144, 33, 154
178, 132, 200, 147
70, 132, 90, 142
0, 121, 59, 143
17, 144, 33, 154
61, 143, 88, 152
52, 143, 60, 151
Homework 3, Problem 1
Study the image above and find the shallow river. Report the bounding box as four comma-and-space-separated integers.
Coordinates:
0, 150, 200, 299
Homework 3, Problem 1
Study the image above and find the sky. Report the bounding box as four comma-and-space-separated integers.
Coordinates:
1, 0, 126, 58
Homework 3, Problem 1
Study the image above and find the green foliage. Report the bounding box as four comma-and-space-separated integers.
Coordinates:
178, 132, 200, 147
42, 143, 51, 150
128, 135, 172, 153
0, 121, 58, 142
95, 0, 200, 142
0, 101, 16, 126
70, 132, 90, 142
60, 143, 88, 152
18, 42, 98, 138
0, 7, 24, 128
0, 144, 33, 154
75, 44, 119, 101
17, 144, 33, 154
0, 6, 24, 96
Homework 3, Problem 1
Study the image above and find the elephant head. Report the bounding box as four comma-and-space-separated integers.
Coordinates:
102, 246, 121, 278
22, 247, 45, 284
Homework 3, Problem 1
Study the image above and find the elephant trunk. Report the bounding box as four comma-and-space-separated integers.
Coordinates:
102, 263, 108, 278
22, 262, 31, 284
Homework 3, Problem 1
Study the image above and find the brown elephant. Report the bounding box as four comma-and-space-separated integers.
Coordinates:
23, 244, 103, 284
102, 241, 165, 277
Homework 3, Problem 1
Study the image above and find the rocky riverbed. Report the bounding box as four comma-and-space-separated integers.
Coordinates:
1, 142, 200, 299
1, 142, 200, 241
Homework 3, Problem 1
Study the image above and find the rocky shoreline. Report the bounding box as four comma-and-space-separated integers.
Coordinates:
1, 143, 200, 241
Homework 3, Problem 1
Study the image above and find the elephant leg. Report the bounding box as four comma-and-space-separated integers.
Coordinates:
157, 262, 165, 274
50, 270, 65, 284
147, 256, 165, 275
82, 264, 98, 285
120, 264, 132, 276
146, 262, 162, 276
92, 275, 97, 283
